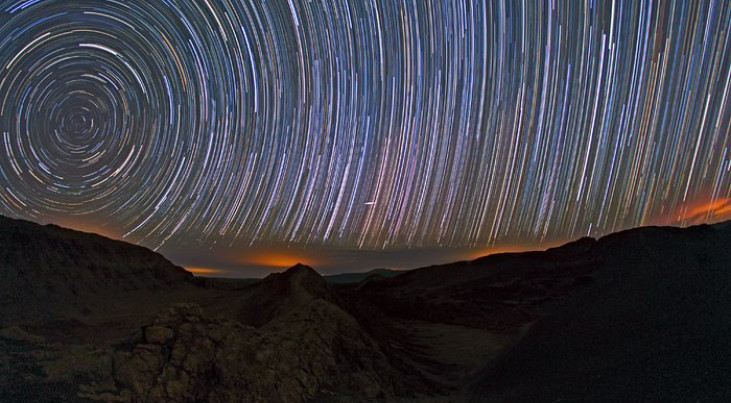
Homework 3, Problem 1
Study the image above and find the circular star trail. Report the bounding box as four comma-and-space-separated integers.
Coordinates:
0, 0, 729, 253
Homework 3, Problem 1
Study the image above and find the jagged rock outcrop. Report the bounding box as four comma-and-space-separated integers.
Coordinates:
81, 298, 399, 403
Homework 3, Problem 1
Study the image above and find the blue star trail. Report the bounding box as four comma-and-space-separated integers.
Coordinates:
0, 0, 729, 273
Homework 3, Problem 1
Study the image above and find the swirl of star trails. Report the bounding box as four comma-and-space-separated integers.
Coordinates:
0, 0, 728, 253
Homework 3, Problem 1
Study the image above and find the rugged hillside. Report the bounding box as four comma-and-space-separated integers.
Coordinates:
0, 215, 415, 402
0, 215, 193, 323
347, 236, 601, 330
466, 222, 731, 402
89, 265, 419, 402
337, 221, 731, 401
75, 298, 402, 402
1, 265, 410, 403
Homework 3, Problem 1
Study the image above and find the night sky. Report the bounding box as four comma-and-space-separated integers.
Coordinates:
0, 0, 729, 277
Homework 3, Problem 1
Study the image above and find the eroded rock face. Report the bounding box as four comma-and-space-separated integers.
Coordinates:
0, 215, 193, 323
86, 301, 397, 403
235, 263, 336, 327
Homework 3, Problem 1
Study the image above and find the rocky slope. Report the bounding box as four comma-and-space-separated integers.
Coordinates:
467, 222, 731, 402
232, 263, 336, 326
0, 215, 411, 402
347, 236, 601, 330
2, 266, 411, 402
0, 215, 193, 323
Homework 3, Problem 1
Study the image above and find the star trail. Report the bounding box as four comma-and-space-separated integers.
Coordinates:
0, 0, 729, 275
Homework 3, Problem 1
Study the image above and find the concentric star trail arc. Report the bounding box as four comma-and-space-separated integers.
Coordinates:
0, 0, 729, 263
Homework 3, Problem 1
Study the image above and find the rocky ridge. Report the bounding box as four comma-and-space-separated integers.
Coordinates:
0, 215, 193, 323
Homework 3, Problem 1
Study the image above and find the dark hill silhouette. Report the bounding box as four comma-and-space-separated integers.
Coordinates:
338, 222, 731, 401
0, 215, 192, 323
348, 235, 602, 330
467, 222, 731, 402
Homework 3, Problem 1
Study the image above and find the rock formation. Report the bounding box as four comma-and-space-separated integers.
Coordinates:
80, 278, 401, 402
0, 215, 192, 323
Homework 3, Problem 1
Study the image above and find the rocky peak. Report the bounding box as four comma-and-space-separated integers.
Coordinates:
236, 264, 334, 327
285, 262, 313, 273
260, 263, 331, 300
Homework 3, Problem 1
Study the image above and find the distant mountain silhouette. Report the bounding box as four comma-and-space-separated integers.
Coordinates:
0, 214, 729, 402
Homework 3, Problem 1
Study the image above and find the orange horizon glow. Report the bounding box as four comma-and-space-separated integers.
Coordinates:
655, 197, 731, 226
686, 197, 731, 220
185, 267, 223, 275
247, 251, 314, 268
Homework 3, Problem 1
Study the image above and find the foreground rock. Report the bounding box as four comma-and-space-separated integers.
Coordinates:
79, 301, 399, 403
